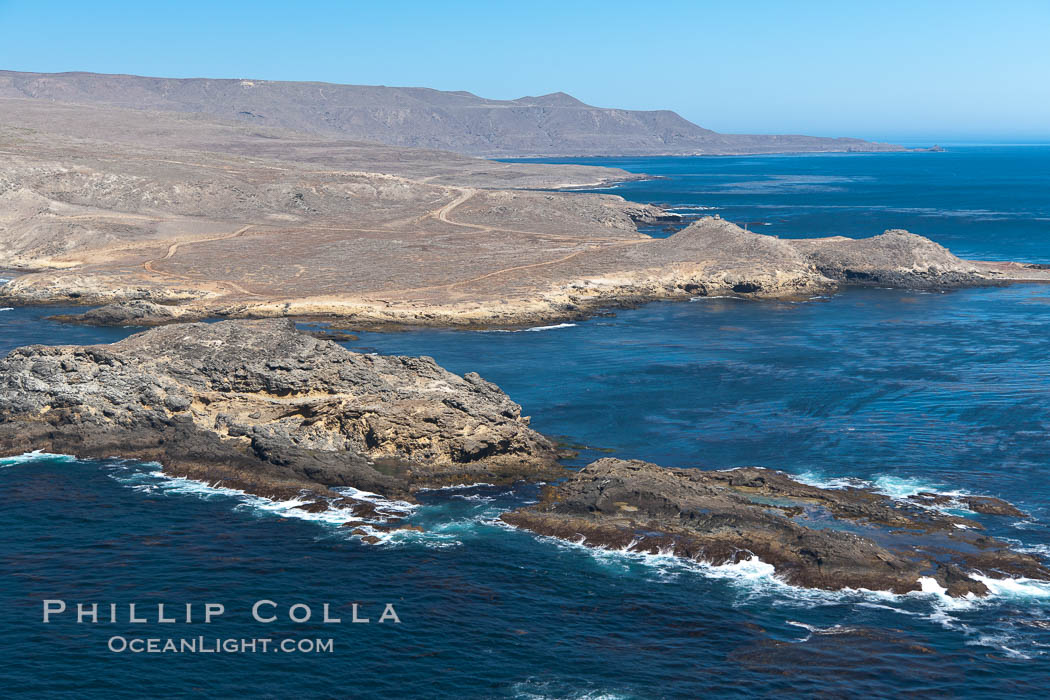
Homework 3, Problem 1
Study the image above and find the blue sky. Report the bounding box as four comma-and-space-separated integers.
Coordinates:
1, 0, 1047, 141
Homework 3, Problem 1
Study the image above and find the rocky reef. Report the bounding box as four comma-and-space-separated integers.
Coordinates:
0, 320, 563, 509
501, 458, 1048, 597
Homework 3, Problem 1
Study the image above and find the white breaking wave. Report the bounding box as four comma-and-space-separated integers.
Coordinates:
512, 680, 631, 700
106, 466, 523, 549
1016, 543, 1050, 557
967, 634, 1033, 660
791, 470, 869, 491
793, 470, 967, 501
973, 574, 1050, 599
792, 470, 1037, 525
503, 516, 1050, 625
482, 323, 577, 333
451, 493, 497, 502
689, 295, 745, 301
415, 482, 497, 492
874, 474, 963, 499
334, 485, 417, 518
18, 452, 1050, 608
0, 450, 77, 466
503, 519, 879, 600
786, 620, 862, 642
109, 468, 420, 544
524, 323, 576, 332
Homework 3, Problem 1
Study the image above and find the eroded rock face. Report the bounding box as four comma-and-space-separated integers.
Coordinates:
0, 319, 562, 501
501, 458, 1048, 597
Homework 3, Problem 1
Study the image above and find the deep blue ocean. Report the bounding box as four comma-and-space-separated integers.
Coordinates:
3, 146, 1050, 698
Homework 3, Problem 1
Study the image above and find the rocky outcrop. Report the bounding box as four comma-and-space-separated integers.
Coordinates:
792, 229, 987, 289
0, 320, 563, 505
48, 299, 190, 326
553, 218, 992, 307
501, 458, 1048, 597
647, 219, 990, 296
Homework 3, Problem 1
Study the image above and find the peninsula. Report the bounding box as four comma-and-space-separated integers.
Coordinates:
0, 95, 1046, 329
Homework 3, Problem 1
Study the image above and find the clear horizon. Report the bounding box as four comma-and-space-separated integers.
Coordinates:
1, 0, 1048, 142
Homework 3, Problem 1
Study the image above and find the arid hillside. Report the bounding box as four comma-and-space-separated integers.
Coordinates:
0, 70, 908, 157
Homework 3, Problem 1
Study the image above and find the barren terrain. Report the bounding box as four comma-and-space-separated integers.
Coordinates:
0, 70, 912, 157
1, 99, 1045, 328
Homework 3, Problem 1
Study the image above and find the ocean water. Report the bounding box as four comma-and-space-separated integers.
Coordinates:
526, 145, 1050, 262
3, 147, 1050, 698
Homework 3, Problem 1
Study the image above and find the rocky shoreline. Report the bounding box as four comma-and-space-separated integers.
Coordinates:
3, 93, 1047, 332
9, 217, 1037, 331
0, 318, 1045, 595
501, 458, 1049, 597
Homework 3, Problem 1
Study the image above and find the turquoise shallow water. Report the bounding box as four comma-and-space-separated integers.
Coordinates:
3, 147, 1050, 697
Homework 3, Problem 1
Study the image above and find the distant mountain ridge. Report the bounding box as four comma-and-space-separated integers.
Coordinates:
0, 70, 906, 157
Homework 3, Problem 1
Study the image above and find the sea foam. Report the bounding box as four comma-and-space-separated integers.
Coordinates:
109, 468, 419, 544
524, 323, 576, 332
793, 469, 968, 501
481, 323, 577, 333
0, 451, 78, 466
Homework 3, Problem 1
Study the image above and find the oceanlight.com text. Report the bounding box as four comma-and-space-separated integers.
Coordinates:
107, 636, 334, 654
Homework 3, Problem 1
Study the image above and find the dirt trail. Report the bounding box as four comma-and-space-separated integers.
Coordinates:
408, 186, 639, 244
142, 225, 260, 296
434, 188, 477, 224
364, 188, 654, 298
143, 225, 253, 272
380, 238, 650, 299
